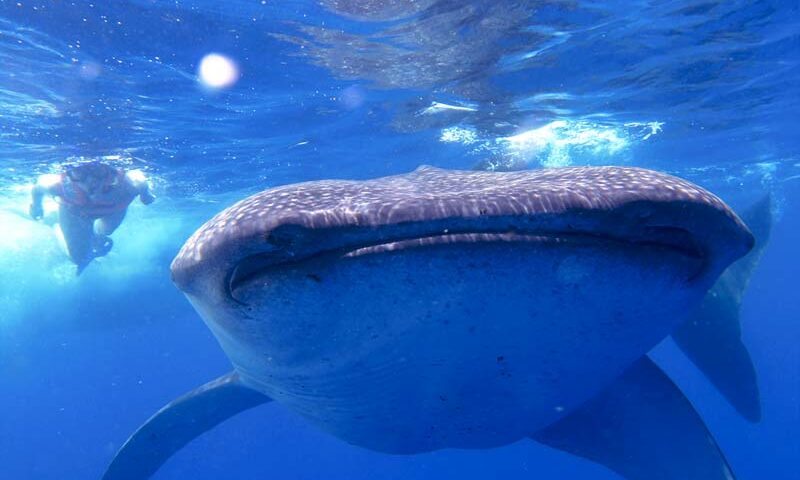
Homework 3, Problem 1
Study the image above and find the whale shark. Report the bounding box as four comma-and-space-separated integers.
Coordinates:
103, 166, 756, 480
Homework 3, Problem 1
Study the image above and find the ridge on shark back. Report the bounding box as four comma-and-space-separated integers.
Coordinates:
104, 165, 761, 480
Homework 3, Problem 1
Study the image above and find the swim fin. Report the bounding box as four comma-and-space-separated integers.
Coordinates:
73, 235, 113, 275
92, 234, 114, 258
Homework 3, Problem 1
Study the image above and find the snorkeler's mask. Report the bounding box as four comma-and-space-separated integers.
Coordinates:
67, 163, 120, 194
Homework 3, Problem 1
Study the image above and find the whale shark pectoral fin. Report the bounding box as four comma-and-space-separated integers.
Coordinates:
102, 372, 271, 480
532, 356, 736, 480
671, 194, 772, 422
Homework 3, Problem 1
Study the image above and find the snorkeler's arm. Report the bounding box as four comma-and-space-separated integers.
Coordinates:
29, 173, 61, 219
125, 170, 156, 205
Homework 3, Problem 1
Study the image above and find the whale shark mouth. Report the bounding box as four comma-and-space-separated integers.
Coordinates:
226, 225, 706, 302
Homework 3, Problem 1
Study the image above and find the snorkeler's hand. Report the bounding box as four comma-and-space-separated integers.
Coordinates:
29, 202, 43, 220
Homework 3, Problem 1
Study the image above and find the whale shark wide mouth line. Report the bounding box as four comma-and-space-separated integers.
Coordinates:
226, 225, 706, 302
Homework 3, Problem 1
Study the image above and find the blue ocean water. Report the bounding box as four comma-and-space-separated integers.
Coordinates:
0, 1, 798, 478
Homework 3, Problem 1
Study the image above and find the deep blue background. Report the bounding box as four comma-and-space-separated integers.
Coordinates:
0, 1, 798, 478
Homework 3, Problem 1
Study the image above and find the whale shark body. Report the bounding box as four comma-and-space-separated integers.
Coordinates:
104, 166, 762, 479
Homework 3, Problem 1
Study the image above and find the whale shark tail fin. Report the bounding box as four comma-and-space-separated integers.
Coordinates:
672, 193, 773, 422
533, 356, 736, 480
102, 372, 271, 480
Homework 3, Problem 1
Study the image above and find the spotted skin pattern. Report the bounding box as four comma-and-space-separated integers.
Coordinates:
171, 166, 748, 287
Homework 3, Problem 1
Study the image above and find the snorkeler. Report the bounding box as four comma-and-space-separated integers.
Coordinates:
29, 161, 155, 273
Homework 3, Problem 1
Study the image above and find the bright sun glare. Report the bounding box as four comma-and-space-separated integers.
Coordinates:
197, 53, 239, 89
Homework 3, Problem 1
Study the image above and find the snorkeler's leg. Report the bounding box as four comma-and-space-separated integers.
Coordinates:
95, 209, 127, 235
91, 209, 126, 258
57, 205, 95, 267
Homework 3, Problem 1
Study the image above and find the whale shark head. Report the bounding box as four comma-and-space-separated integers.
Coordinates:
172, 166, 751, 301
169, 165, 752, 453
